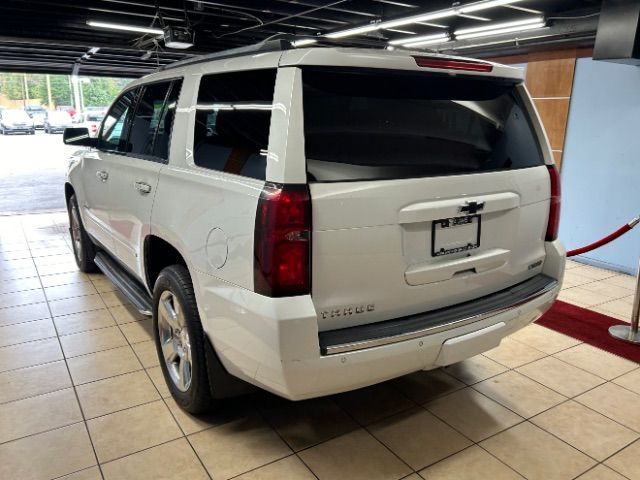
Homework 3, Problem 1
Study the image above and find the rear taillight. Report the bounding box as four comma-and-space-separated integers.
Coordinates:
413, 56, 493, 72
546, 164, 561, 241
254, 183, 311, 297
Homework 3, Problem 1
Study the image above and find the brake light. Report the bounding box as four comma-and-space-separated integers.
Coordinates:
254, 183, 311, 297
546, 164, 561, 241
413, 56, 493, 72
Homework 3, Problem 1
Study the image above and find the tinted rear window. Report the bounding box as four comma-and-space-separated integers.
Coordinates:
302, 68, 543, 182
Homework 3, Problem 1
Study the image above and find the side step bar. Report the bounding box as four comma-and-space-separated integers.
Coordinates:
94, 252, 153, 316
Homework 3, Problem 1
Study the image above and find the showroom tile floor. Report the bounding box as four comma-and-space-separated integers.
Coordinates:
0, 212, 639, 480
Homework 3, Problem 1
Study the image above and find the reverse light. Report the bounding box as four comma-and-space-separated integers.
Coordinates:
413, 56, 493, 72
546, 165, 561, 242
254, 183, 311, 297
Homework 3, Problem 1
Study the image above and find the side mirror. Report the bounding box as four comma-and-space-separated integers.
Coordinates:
63, 128, 98, 147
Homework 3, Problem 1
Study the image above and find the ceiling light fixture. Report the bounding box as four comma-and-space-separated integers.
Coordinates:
323, 0, 523, 39
292, 38, 318, 47
403, 34, 451, 48
87, 20, 163, 35
455, 21, 546, 40
454, 16, 544, 35
389, 32, 450, 46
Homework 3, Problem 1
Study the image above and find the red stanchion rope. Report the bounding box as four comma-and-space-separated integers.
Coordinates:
566, 216, 640, 257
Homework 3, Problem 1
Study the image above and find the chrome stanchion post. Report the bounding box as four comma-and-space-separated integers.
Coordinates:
609, 257, 640, 344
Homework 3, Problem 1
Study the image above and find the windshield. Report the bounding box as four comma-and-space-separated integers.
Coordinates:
302, 68, 543, 182
4, 110, 31, 122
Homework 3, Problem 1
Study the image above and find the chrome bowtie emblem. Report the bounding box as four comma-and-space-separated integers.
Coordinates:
460, 201, 485, 215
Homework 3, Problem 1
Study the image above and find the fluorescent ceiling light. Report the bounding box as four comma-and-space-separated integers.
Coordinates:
455, 16, 543, 35
87, 20, 162, 35
389, 33, 450, 46
403, 35, 451, 48
379, 10, 456, 29
292, 38, 317, 47
325, 23, 380, 39
456, 21, 546, 39
458, 0, 523, 13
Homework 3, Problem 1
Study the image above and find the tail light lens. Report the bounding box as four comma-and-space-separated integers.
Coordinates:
546, 164, 561, 241
254, 183, 311, 297
413, 56, 493, 72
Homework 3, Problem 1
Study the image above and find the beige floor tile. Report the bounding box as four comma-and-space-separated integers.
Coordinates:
299, 428, 411, 480
0, 337, 63, 372
235, 455, 316, 480
509, 324, 581, 355
0, 276, 41, 295
40, 271, 90, 288
60, 325, 128, 357
147, 365, 171, 398
613, 368, 640, 395
473, 370, 566, 418
58, 466, 103, 480
88, 400, 182, 463
595, 299, 634, 319
516, 356, 605, 397
578, 281, 635, 299
602, 274, 636, 290
483, 337, 547, 369
426, 388, 523, 442
532, 400, 638, 461
572, 265, 618, 281
259, 396, 358, 451
100, 290, 132, 308
418, 445, 524, 480
605, 440, 640, 479
31, 246, 72, 258
119, 318, 154, 344
44, 282, 98, 301
576, 465, 627, 480
33, 253, 76, 268
334, 381, 415, 425
189, 414, 292, 480
76, 370, 160, 419
561, 271, 598, 288
481, 422, 595, 480
53, 308, 116, 335
0, 249, 31, 262
554, 344, 638, 380
165, 396, 251, 435
0, 423, 96, 480
49, 293, 106, 317
91, 277, 116, 293
393, 369, 465, 404
0, 301, 50, 327
0, 265, 38, 280
591, 306, 630, 322
0, 318, 56, 347
559, 286, 615, 308
576, 383, 640, 433
131, 340, 160, 368
0, 387, 83, 443
444, 354, 508, 385
36, 262, 78, 276
369, 407, 471, 470
0, 258, 35, 271
0, 360, 71, 404
67, 345, 142, 384
0, 288, 46, 309
109, 304, 148, 324
101, 438, 209, 480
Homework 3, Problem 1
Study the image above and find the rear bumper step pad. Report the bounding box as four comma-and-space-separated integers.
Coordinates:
319, 274, 557, 355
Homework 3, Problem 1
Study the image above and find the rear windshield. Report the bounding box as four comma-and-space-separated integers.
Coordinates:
302, 68, 543, 182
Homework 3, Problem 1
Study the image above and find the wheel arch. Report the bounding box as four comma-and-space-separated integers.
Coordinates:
143, 235, 189, 292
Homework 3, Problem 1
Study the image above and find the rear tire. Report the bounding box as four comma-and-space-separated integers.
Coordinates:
67, 194, 98, 273
153, 265, 216, 414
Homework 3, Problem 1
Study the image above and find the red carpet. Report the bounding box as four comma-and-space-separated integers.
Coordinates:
536, 300, 640, 363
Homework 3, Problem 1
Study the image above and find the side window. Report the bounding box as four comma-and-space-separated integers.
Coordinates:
193, 69, 276, 180
100, 89, 138, 152
127, 81, 172, 158
153, 80, 182, 159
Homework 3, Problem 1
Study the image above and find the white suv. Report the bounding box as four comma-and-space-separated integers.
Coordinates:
64, 41, 564, 413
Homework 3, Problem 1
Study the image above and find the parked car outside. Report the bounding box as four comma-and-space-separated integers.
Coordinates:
63, 44, 565, 414
0, 109, 35, 134
75, 111, 106, 137
56, 105, 77, 119
44, 111, 74, 134
24, 105, 47, 129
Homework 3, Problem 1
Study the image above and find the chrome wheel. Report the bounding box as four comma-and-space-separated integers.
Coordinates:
158, 290, 192, 392
70, 204, 83, 261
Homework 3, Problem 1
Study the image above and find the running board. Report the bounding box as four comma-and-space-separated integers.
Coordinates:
94, 252, 152, 316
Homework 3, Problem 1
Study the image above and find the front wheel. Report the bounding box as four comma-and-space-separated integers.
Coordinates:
153, 265, 215, 414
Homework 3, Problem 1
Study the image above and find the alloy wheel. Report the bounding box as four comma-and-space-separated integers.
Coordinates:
157, 290, 192, 392
70, 203, 83, 261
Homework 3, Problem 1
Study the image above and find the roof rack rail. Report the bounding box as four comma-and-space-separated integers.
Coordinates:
160, 39, 295, 71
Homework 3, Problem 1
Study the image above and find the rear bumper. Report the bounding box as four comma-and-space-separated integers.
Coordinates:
196, 262, 562, 401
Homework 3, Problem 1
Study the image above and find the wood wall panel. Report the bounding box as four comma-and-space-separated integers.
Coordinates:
525, 51, 577, 98
552, 151, 563, 170
532, 98, 571, 151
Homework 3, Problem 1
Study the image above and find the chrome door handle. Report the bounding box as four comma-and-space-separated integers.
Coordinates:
96, 170, 109, 182
134, 181, 152, 194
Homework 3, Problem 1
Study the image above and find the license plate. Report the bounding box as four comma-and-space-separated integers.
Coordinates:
431, 215, 481, 257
